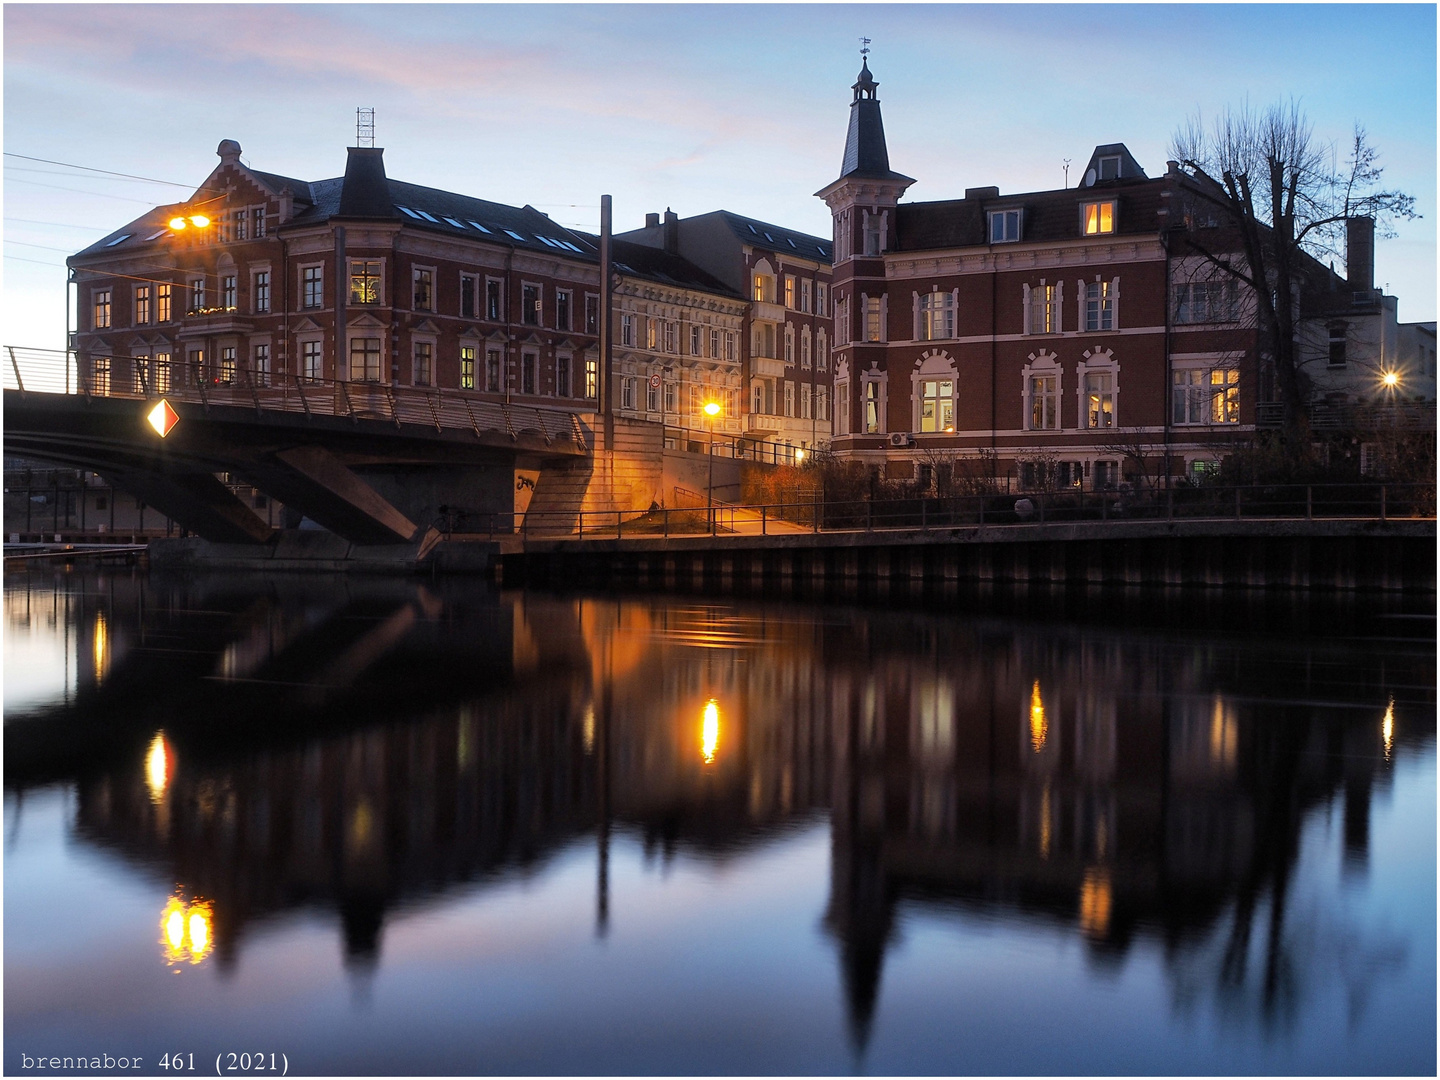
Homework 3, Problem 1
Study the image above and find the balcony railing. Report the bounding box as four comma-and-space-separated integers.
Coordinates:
1254, 400, 1435, 431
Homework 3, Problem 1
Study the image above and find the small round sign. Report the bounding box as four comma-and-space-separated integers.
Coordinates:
649, 373, 662, 389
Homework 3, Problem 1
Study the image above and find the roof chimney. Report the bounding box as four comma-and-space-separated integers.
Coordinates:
663, 209, 679, 255
337, 146, 394, 219
645, 212, 660, 228
1346, 216, 1375, 294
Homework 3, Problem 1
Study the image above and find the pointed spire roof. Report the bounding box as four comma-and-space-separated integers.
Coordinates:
836, 57, 914, 185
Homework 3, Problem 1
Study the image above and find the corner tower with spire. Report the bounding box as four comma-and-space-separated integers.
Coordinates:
815, 53, 914, 262
816, 50, 914, 440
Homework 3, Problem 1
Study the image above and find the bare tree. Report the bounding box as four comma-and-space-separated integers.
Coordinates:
1171, 103, 1416, 444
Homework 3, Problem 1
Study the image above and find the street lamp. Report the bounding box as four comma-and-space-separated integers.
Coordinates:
703, 400, 721, 531
167, 214, 211, 230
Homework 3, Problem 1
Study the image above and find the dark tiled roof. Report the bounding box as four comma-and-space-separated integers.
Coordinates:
896, 177, 1167, 252
248, 168, 314, 202
715, 211, 831, 263
603, 238, 743, 299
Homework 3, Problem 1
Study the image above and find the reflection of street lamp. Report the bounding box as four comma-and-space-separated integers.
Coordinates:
701, 698, 720, 764
704, 400, 721, 528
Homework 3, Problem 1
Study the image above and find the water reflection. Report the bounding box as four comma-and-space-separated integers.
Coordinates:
3, 568, 1434, 1068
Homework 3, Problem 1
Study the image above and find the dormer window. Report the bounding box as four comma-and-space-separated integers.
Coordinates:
1081, 200, 1116, 236
989, 209, 1022, 244
1098, 155, 1122, 181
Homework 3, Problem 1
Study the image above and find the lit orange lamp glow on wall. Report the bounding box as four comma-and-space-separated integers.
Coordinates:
1029, 680, 1048, 753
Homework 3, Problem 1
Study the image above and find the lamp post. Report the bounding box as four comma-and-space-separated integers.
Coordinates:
704, 400, 721, 531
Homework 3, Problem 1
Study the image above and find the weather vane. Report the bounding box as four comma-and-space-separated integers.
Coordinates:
860, 37, 871, 57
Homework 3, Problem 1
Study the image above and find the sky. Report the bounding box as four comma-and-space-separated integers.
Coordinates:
3, 3, 1435, 353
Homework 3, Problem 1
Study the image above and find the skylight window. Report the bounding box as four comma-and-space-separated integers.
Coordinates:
468, 221, 491, 233
504, 230, 525, 241
144, 229, 168, 241
416, 210, 439, 223
443, 217, 465, 228
537, 236, 559, 247
764, 232, 774, 242
818, 246, 828, 257
748, 225, 758, 234
788, 239, 797, 248
558, 241, 583, 252
105, 235, 131, 246
397, 205, 422, 218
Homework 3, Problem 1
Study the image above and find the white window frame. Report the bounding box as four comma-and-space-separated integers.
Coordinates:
861, 369, 886, 433
1022, 351, 1063, 431
989, 209, 1022, 244
347, 259, 384, 307
1173, 355, 1241, 426
1080, 276, 1119, 332
917, 289, 957, 341
816, 283, 827, 317
801, 327, 812, 369
1080, 199, 1117, 236
521, 281, 542, 327
621, 314, 635, 347
1023, 280, 1062, 335
1076, 347, 1119, 430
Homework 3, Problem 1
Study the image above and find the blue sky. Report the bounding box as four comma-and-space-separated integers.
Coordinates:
4, 3, 1435, 350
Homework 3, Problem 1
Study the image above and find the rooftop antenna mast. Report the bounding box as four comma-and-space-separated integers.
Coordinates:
859, 36, 871, 58
356, 107, 375, 148
1063, 158, 1072, 189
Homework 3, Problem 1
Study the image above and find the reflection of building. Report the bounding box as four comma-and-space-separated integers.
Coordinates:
7, 573, 1420, 1039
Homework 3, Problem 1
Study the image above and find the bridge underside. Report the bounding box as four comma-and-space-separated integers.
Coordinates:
4, 391, 589, 545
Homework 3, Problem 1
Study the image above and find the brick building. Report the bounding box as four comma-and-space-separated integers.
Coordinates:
817, 59, 1264, 491
618, 209, 834, 464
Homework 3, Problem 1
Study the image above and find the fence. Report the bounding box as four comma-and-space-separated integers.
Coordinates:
5, 346, 591, 451
460, 482, 1433, 541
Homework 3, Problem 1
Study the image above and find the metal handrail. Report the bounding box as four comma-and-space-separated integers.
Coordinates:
3, 346, 592, 451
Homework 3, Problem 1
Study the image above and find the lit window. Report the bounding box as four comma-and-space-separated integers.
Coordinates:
1173, 368, 1239, 425
863, 379, 882, 433
1085, 372, 1114, 428
1028, 283, 1059, 334
219, 346, 236, 385
1081, 200, 1116, 236
93, 289, 112, 329
134, 286, 151, 325
918, 379, 954, 432
784, 276, 796, 309
989, 209, 1022, 244
865, 296, 882, 342
460, 345, 476, 390
157, 285, 172, 322
221, 276, 236, 310
349, 261, 381, 305
584, 357, 598, 400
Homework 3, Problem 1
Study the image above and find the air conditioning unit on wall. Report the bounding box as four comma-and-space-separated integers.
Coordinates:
888, 432, 914, 448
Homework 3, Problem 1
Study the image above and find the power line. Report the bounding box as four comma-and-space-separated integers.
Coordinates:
5, 240, 77, 254
4, 152, 221, 192
5, 217, 109, 232
5, 254, 66, 268
7, 177, 163, 205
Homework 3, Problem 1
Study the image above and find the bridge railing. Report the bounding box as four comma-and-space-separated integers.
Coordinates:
4, 346, 592, 452
455, 481, 1434, 540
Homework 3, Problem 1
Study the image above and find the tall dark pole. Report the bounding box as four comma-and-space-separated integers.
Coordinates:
599, 195, 613, 452
334, 226, 347, 381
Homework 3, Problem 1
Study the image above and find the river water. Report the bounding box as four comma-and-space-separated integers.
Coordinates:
4, 567, 1434, 1075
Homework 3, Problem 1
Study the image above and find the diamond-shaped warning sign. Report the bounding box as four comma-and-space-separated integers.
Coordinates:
147, 399, 179, 438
